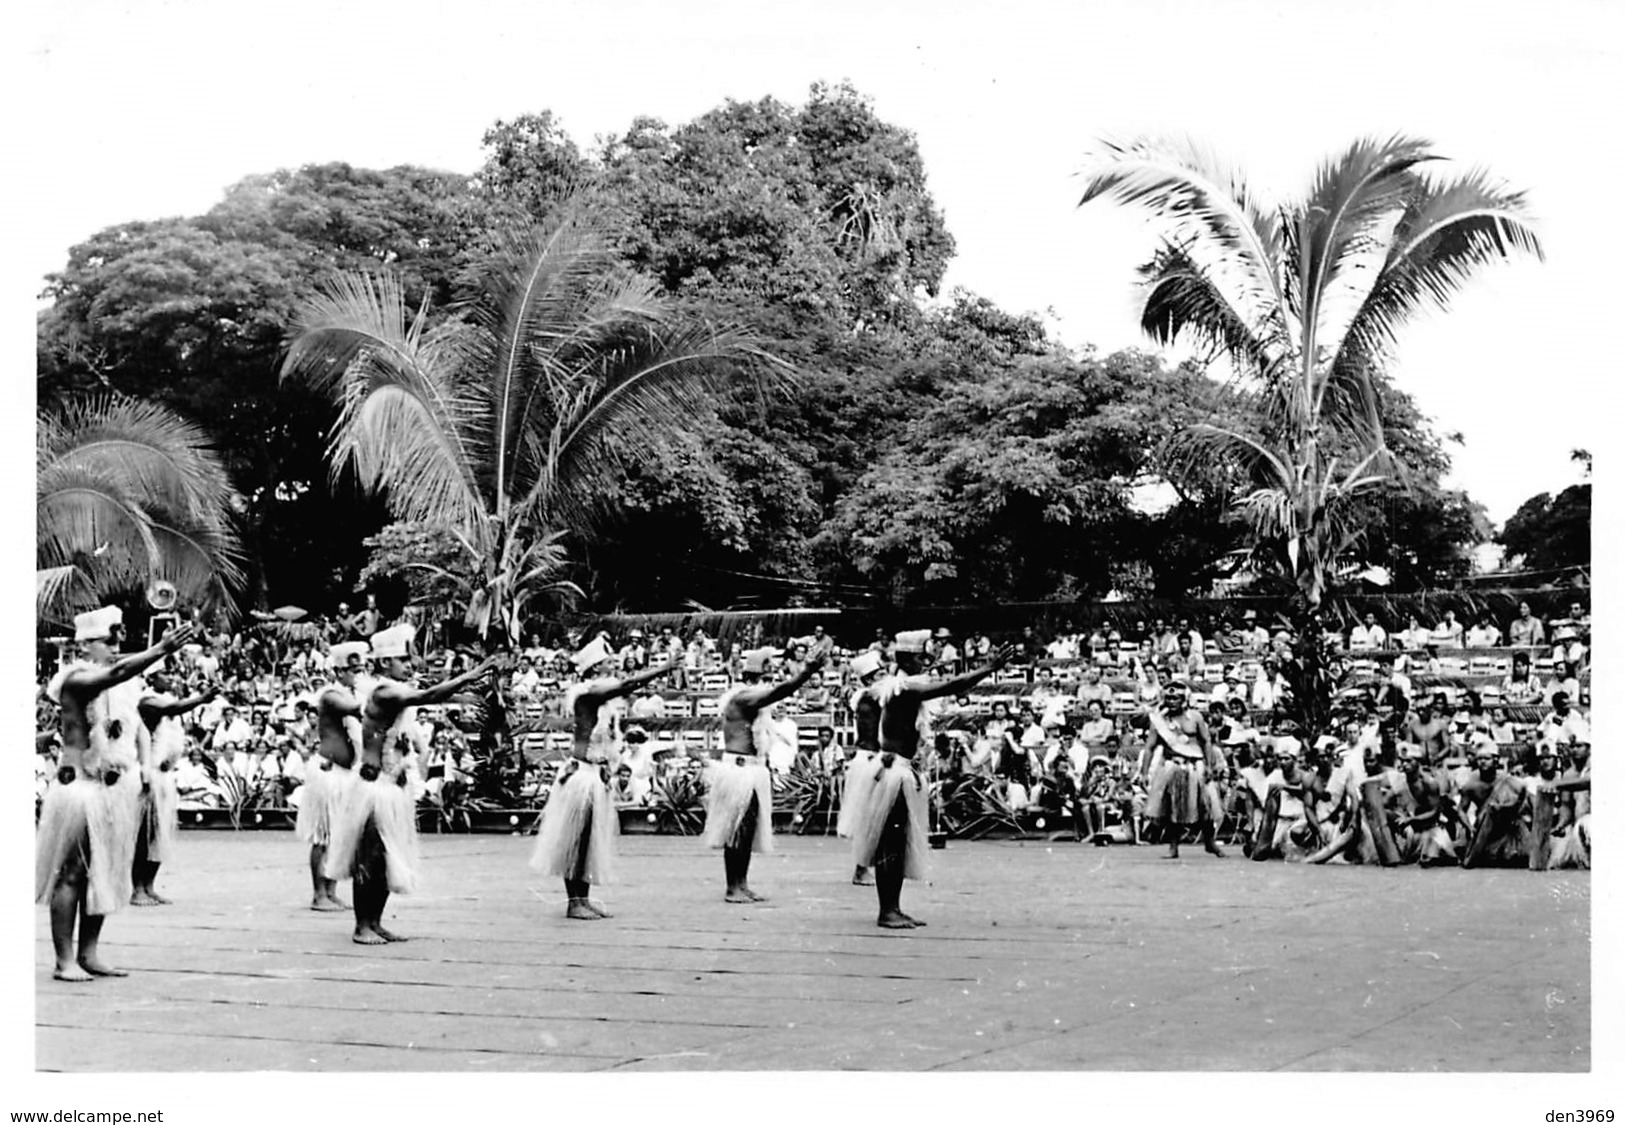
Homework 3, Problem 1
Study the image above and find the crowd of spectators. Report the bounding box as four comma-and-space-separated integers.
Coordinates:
35, 599, 1591, 868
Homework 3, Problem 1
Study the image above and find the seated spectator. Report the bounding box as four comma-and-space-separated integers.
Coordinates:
1238, 609, 1271, 654
1164, 634, 1206, 681
1348, 612, 1388, 652
1398, 614, 1432, 650
1537, 692, 1590, 745
609, 763, 651, 807
1465, 612, 1502, 648
1551, 625, 1587, 673
1044, 630, 1078, 661
1501, 652, 1544, 704
1073, 698, 1116, 748
210, 704, 254, 750
1431, 609, 1465, 648
1508, 601, 1546, 648
1029, 668, 1070, 730
628, 688, 665, 720
1074, 664, 1113, 709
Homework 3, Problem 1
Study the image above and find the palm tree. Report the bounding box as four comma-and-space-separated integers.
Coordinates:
1078, 135, 1541, 732
282, 204, 789, 647
37, 395, 245, 621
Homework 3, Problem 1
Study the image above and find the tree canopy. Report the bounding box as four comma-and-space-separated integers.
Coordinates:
36, 93, 1517, 623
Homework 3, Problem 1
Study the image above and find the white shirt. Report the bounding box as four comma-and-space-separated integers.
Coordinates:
1349, 624, 1387, 651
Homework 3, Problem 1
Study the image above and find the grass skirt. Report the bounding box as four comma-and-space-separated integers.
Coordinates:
848, 756, 929, 880
322, 775, 419, 893
36, 765, 142, 916
296, 762, 354, 846
702, 754, 774, 852
1549, 815, 1589, 869
836, 750, 879, 838
1146, 756, 1219, 825
531, 762, 617, 885
1397, 823, 1457, 865
139, 765, 180, 865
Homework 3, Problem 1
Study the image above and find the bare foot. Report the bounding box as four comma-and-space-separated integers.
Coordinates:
311, 898, 347, 912
374, 926, 408, 943
724, 887, 768, 903
585, 900, 614, 918
53, 964, 95, 983
566, 900, 602, 921
1164, 844, 1181, 859
351, 928, 389, 945
897, 912, 927, 927
877, 911, 918, 929
131, 891, 160, 906
851, 868, 874, 886
77, 957, 128, 978
1205, 843, 1226, 858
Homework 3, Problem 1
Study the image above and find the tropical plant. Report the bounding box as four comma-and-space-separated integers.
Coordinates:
282, 202, 789, 645
37, 395, 245, 621
772, 762, 841, 835
1079, 136, 1542, 733
647, 768, 707, 836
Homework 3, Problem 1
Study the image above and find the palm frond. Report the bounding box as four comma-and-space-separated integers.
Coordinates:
518, 322, 792, 534
1162, 422, 1293, 495
1137, 242, 1283, 375
1337, 167, 1543, 379
1079, 137, 1286, 340
283, 270, 489, 541
37, 566, 80, 616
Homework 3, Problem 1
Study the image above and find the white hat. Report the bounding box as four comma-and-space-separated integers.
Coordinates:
894, 629, 932, 654
741, 647, 780, 675
74, 605, 123, 642
572, 636, 613, 674
370, 624, 416, 660
849, 651, 884, 679
329, 640, 371, 665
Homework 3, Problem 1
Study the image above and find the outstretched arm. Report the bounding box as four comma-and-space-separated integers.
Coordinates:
397, 653, 510, 708
742, 654, 827, 711
596, 656, 682, 703
914, 644, 1018, 702
141, 686, 218, 721
70, 623, 201, 698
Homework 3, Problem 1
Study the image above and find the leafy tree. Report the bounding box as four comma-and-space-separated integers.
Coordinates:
37, 395, 245, 621
35, 163, 498, 612
1079, 135, 1542, 735
282, 203, 788, 645
1499, 485, 1591, 570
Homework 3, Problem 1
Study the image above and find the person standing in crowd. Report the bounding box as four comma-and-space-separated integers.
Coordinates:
39, 610, 198, 981
531, 641, 678, 920
705, 649, 827, 903
132, 672, 218, 906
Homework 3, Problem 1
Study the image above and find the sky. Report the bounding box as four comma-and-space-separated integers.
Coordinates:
16, 0, 1620, 525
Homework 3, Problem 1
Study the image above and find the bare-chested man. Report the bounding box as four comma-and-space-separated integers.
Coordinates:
324, 626, 502, 943
1389, 743, 1459, 866
39, 608, 198, 981
296, 640, 370, 912
1137, 679, 1225, 859
849, 630, 1015, 929
133, 670, 218, 905
530, 638, 678, 920
836, 650, 887, 886
705, 647, 826, 903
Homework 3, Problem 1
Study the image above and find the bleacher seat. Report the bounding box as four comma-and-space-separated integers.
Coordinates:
661, 696, 693, 719
695, 697, 721, 718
